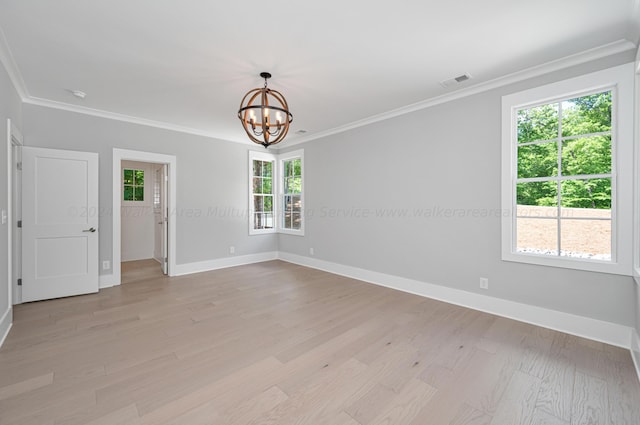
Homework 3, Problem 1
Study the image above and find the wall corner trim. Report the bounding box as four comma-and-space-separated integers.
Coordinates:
277, 251, 634, 350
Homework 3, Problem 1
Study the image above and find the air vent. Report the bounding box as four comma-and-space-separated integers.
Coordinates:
68, 89, 87, 99
440, 73, 472, 88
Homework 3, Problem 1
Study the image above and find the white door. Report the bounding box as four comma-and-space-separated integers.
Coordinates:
22, 147, 99, 302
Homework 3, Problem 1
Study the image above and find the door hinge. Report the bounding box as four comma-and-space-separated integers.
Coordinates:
164, 257, 168, 264
165, 174, 168, 182
17, 220, 22, 228
16, 162, 22, 171
17, 278, 22, 286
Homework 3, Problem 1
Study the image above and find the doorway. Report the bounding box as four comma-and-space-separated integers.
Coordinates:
112, 149, 177, 285
120, 160, 166, 277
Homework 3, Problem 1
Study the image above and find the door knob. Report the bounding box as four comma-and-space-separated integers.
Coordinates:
83, 227, 97, 233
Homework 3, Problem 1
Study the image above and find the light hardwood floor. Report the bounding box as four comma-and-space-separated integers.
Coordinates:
1, 260, 639, 425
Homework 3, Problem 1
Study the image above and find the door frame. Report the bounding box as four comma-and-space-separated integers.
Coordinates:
7, 119, 22, 305
113, 149, 177, 284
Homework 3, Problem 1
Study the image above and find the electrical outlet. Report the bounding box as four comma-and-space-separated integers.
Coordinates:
479, 277, 489, 290
309, 247, 314, 256
1, 209, 6, 225
229, 246, 235, 255
102, 260, 110, 270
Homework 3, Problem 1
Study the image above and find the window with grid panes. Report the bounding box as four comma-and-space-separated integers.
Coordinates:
250, 156, 274, 232
501, 64, 633, 275
123, 169, 144, 201
282, 157, 302, 230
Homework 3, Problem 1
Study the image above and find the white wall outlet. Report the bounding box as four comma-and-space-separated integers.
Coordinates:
229, 246, 235, 255
1, 209, 6, 225
102, 260, 110, 270
479, 277, 489, 290
309, 247, 314, 256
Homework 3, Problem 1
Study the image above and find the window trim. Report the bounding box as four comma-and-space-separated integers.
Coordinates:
501, 63, 634, 275
248, 150, 276, 235
278, 149, 305, 236
248, 149, 305, 236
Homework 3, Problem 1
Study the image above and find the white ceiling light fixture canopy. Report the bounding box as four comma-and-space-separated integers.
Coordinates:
238, 72, 293, 148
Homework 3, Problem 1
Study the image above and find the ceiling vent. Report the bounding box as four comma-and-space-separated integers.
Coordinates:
68, 89, 87, 99
440, 73, 472, 88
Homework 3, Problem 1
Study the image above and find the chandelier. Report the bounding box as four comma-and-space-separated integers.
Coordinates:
238, 72, 293, 148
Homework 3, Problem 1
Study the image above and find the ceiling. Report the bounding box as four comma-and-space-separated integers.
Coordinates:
0, 1, 638, 146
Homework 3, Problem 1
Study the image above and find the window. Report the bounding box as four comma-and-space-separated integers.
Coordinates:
249, 152, 275, 234
281, 152, 303, 232
502, 64, 633, 275
153, 167, 161, 212
123, 169, 144, 201
248, 149, 304, 235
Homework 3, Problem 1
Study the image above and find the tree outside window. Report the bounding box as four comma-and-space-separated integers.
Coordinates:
515, 90, 612, 260
123, 169, 144, 201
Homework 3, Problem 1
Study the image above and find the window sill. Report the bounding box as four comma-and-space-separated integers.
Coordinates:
278, 229, 305, 237
249, 228, 276, 236
502, 251, 632, 276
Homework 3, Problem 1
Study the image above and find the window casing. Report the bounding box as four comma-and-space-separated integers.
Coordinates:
279, 151, 304, 234
501, 63, 633, 275
249, 152, 275, 234
248, 149, 304, 236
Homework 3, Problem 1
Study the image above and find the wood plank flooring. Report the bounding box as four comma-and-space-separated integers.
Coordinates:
1, 259, 639, 425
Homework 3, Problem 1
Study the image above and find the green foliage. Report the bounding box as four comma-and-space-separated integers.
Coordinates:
123, 168, 144, 201
561, 136, 611, 176
284, 159, 302, 194
517, 104, 558, 143
516, 91, 611, 210
562, 92, 611, 136
517, 181, 557, 207
517, 142, 557, 178
561, 179, 611, 209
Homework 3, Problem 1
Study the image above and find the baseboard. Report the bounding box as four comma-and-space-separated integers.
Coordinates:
278, 252, 633, 350
99, 273, 117, 289
173, 251, 279, 276
0, 306, 12, 349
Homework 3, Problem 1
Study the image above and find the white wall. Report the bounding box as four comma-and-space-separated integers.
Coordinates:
279, 51, 637, 327
121, 160, 155, 261
22, 105, 278, 277
0, 58, 22, 343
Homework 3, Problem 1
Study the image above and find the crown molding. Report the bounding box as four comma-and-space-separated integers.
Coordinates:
0, 29, 635, 147
22, 95, 253, 144
284, 39, 637, 147
0, 25, 28, 99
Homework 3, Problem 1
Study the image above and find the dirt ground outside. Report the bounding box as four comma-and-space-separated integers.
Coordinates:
516, 205, 611, 259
